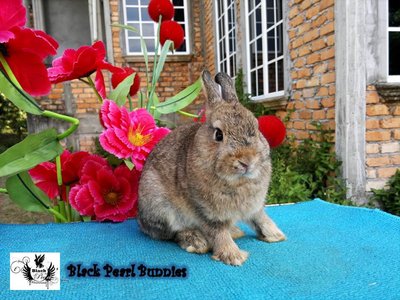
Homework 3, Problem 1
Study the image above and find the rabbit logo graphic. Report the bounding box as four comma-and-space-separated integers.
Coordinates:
10, 252, 60, 290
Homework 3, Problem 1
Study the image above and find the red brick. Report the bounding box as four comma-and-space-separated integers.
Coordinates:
377, 168, 398, 178
306, 4, 320, 19
306, 99, 320, 108
366, 91, 380, 104
311, 39, 326, 51
313, 110, 326, 120
320, 0, 334, 11
366, 131, 391, 141
306, 53, 321, 65
320, 22, 335, 36
366, 105, 389, 116
321, 97, 335, 108
317, 87, 329, 96
366, 119, 380, 129
381, 118, 400, 128
366, 157, 390, 167
303, 88, 316, 98
303, 29, 320, 43
321, 72, 335, 84
320, 48, 335, 60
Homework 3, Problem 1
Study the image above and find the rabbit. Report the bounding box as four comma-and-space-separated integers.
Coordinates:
137, 70, 286, 266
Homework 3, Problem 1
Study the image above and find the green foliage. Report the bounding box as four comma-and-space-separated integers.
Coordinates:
371, 170, 400, 216
268, 122, 348, 204
234, 69, 273, 117
0, 93, 27, 137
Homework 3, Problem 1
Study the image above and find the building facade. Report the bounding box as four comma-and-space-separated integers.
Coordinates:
27, 0, 400, 202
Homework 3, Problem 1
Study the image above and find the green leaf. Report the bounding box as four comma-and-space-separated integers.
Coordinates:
108, 73, 136, 106
155, 78, 202, 114
124, 159, 135, 170
6, 171, 52, 213
152, 40, 173, 88
0, 70, 43, 115
112, 23, 139, 34
0, 128, 63, 177
151, 93, 161, 120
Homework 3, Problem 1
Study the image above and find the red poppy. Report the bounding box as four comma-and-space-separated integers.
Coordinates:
258, 115, 286, 148
47, 41, 117, 98
69, 161, 139, 221
111, 67, 140, 97
1, 27, 58, 96
148, 0, 175, 23
159, 20, 185, 50
0, 0, 26, 42
29, 150, 91, 200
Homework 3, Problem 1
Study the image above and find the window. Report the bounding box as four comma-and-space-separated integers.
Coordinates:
215, 0, 237, 78
245, 0, 284, 100
388, 0, 400, 82
122, 0, 190, 55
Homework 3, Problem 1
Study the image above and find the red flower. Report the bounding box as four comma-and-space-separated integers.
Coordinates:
0, 0, 26, 42
111, 67, 140, 97
258, 115, 286, 148
47, 41, 117, 97
29, 150, 91, 199
160, 20, 185, 50
148, 0, 174, 23
69, 161, 139, 222
194, 107, 206, 123
1, 27, 58, 96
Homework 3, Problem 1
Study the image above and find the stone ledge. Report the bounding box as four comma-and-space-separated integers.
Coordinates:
375, 83, 400, 103
251, 95, 289, 110
122, 54, 194, 63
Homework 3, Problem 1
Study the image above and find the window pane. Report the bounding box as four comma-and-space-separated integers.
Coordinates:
141, 23, 154, 37
126, 7, 139, 21
251, 70, 257, 96
250, 42, 256, 69
144, 38, 155, 52
140, 0, 150, 5
128, 39, 141, 52
389, 32, 400, 75
276, 0, 283, 21
141, 8, 151, 21
173, 0, 184, 6
256, 6, 262, 37
127, 23, 140, 36
175, 8, 185, 21
277, 59, 284, 91
126, 0, 138, 5
277, 23, 283, 56
268, 63, 276, 93
389, 0, 400, 26
258, 67, 264, 95
266, 0, 274, 29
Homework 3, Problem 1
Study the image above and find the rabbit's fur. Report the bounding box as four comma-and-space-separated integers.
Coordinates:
138, 71, 285, 266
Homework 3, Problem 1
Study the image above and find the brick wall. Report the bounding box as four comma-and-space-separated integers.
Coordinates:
365, 86, 400, 191
276, 0, 335, 140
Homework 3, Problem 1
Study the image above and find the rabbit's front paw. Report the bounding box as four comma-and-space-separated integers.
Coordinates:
212, 247, 248, 266
259, 226, 286, 243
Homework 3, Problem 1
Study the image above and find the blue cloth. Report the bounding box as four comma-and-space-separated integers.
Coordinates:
1, 199, 399, 299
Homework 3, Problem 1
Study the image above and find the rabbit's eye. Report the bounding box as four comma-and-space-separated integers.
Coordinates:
214, 128, 223, 142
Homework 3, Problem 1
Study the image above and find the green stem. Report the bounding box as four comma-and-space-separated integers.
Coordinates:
86, 76, 103, 103
48, 207, 68, 223
42, 110, 79, 140
55, 156, 63, 186
59, 201, 67, 220
0, 188, 8, 194
0, 53, 22, 89
65, 185, 72, 222
127, 95, 133, 111
147, 15, 163, 111
177, 110, 200, 118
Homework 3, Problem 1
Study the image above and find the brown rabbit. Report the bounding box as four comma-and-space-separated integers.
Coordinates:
137, 70, 286, 266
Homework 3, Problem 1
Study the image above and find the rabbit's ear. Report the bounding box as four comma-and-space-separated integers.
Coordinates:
215, 72, 238, 103
202, 70, 221, 106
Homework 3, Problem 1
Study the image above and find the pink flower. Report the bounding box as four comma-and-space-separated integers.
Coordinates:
47, 41, 117, 98
99, 100, 170, 171
69, 161, 139, 222
1, 27, 58, 96
111, 67, 140, 97
29, 150, 91, 199
0, 0, 26, 43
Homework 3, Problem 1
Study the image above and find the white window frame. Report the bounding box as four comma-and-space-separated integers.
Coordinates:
215, 0, 237, 78
122, 0, 190, 55
244, 0, 285, 100
387, 0, 400, 82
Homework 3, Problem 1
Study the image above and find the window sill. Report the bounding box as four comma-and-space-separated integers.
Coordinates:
122, 54, 194, 63
251, 94, 289, 110
375, 82, 400, 102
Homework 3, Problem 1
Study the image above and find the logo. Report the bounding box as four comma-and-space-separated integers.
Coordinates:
10, 252, 60, 290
